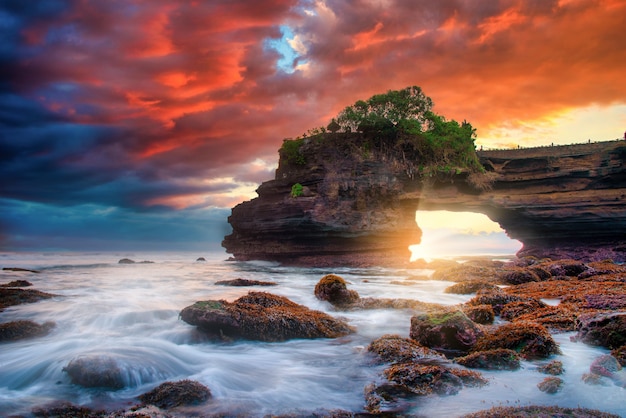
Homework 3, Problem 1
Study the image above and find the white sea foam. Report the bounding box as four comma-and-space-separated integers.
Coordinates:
0, 251, 623, 417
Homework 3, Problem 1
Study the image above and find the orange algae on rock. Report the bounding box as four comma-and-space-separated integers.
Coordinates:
472, 321, 560, 360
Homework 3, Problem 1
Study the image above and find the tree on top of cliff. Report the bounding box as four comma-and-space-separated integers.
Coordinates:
332, 86, 482, 175
279, 86, 484, 182
336, 86, 433, 134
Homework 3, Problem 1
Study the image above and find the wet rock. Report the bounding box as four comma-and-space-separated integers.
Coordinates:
180, 291, 354, 341
0, 320, 55, 342
466, 287, 526, 315
583, 294, 626, 310
2, 267, 40, 273
528, 265, 552, 280
63, 356, 125, 389
365, 363, 487, 413
215, 278, 277, 286
611, 345, 626, 367
499, 300, 546, 321
444, 281, 499, 295
353, 297, 446, 312
501, 267, 541, 285
454, 349, 521, 371
590, 354, 621, 378
582, 372, 607, 386
574, 312, 626, 349
0, 288, 56, 311
578, 260, 626, 279
118, 258, 136, 264
314, 274, 360, 307
462, 304, 494, 325
514, 305, 578, 332
138, 380, 211, 409
31, 401, 106, 417
431, 263, 501, 283
0, 280, 33, 287
196, 257, 206, 262
461, 405, 621, 418
409, 310, 484, 356
539, 259, 587, 277
367, 334, 445, 365
473, 321, 560, 360
537, 376, 563, 394
537, 360, 564, 375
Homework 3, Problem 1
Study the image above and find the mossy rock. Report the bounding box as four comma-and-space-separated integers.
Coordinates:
473, 321, 560, 360
409, 310, 483, 355
180, 291, 354, 341
314, 274, 360, 307
455, 349, 521, 371
138, 380, 211, 409
367, 334, 445, 364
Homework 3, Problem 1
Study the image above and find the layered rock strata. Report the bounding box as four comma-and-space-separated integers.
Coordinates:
223, 136, 626, 265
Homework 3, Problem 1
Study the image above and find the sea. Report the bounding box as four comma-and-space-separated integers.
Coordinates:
0, 250, 624, 417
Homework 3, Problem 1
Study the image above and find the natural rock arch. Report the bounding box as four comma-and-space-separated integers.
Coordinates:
223, 138, 626, 265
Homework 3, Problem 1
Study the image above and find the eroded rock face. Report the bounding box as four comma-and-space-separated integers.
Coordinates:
223, 136, 626, 265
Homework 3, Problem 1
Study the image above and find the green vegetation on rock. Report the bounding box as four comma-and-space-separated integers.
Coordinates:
279, 86, 487, 184
290, 183, 303, 197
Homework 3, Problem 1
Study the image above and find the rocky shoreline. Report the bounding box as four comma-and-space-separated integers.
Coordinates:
1, 256, 626, 417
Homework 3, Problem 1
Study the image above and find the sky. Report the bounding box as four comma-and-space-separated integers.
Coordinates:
1, 0, 625, 253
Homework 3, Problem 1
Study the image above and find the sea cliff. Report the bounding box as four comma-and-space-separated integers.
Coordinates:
223, 135, 626, 265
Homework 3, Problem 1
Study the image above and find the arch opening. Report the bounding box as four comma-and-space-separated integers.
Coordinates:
409, 210, 522, 261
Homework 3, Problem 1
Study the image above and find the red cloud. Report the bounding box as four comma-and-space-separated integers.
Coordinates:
5, 0, 625, 211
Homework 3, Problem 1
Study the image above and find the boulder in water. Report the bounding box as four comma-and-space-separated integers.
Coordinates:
409, 310, 484, 356
180, 291, 354, 341
63, 356, 125, 389
472, 321, 560, 360
0, 320, 55, 342
314, 274, 360, 307
367, 334, 445, 365
138, 380, 211, 409
454, 349, 521, 371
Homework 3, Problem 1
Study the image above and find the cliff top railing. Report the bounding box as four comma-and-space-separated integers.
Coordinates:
477, 138, 625, 159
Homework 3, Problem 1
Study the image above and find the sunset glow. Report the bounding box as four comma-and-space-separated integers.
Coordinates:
410, 211, 523, 261
1, 0, 624, 250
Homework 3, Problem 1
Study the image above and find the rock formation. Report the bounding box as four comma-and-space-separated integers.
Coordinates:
223, 135, 626, 265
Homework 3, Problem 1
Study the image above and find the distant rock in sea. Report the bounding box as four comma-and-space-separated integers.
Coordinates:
118, 258, 154, 264
2, 267, 40, 273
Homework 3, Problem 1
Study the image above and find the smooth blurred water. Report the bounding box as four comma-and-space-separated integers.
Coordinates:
0, 251, 623, 417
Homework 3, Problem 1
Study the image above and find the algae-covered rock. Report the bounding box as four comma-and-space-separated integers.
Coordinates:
180, 291, 354, 341
462, 304, 495, 324
455, 349, 521, 371
367, 334, 445, 365
537, 376, 563, 394
472, 321, 560, 360
409, 310, 483, 355
575, 312, 626, 349
138, 380, 211, 409
314, 274, 360, 307
0, 320, 55, 342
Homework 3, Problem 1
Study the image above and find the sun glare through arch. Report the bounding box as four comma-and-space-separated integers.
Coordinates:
409, 210, 522, 261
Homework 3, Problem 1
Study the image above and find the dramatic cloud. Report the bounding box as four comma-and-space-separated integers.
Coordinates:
1, 0, 624, 250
